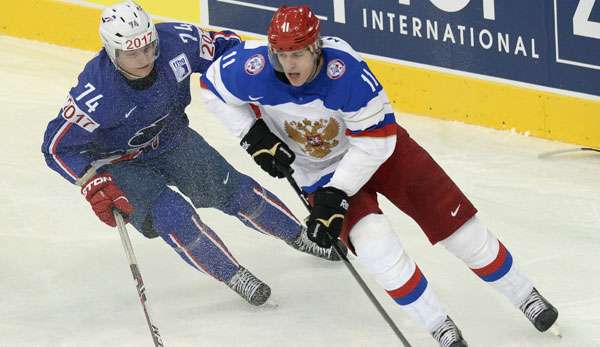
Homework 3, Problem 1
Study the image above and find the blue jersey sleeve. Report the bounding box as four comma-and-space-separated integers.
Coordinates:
42, 113, 95, 184
41, 60, 114, 184
157, 23, 241, 75
318, 39, 396, 137
200, 42, 272, 105
341, 62, 396, 137
335, 61, 383, 110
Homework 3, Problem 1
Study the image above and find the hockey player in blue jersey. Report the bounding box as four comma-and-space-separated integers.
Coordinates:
41, 1, 345, 307
200, 4, 559, 345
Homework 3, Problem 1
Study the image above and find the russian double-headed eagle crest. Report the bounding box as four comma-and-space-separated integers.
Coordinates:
284, 117, 340, 158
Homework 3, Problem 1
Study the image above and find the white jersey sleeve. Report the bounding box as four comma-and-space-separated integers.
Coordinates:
199, 88, 255, 137
327, 97, 397, 196
327, 135, 396, 196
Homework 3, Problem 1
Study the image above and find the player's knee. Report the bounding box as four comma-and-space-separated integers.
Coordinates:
350, 214, 411, 288
219, 174, 266, 216
150, 187, 196, 234
440, 215, 499, 267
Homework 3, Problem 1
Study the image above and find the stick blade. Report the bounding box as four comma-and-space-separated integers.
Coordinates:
548, 323, 562, 339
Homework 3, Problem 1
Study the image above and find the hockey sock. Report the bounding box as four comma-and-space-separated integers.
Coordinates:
151, 187, 240, 282
221, 175, 302, 243
386, 263, 448, 332
441, 216, 534, 307
350, 214, 448, 332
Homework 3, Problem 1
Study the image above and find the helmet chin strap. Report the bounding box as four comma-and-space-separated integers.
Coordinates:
115, 60, 154, 80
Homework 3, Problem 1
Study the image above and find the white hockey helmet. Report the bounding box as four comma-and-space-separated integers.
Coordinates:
99, 1, 158, 66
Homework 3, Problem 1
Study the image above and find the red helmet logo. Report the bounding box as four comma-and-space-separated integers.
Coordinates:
267, 5, 320, 52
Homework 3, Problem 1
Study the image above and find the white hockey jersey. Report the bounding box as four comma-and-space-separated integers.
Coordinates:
200, 37, 398, 196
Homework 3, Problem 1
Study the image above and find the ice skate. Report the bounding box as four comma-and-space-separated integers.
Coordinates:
227, 266, 271, 306
432, 316, 468, 347
519, 287, 559, 333
289, 226, 348, 261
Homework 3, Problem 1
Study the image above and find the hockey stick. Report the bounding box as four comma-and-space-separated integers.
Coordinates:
538, 147, 600, 159
114, 211, 165, 347
281, 171, 412, 347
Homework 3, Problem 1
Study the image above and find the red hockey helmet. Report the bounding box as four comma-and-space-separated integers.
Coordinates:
267, 5, 320, 52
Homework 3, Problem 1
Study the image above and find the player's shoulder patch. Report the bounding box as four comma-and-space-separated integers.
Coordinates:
169, 53, 192, 82
244, 53, 266, 75
220, 42, 268, 76
239, 42, 269, 76
326, 59, 346, 80
322, 55, 362, 86
321, 38, 362, 78
212, 43, 270, 100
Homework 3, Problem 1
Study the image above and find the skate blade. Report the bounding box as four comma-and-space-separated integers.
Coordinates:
547, 324, 562, 338
250, 300, 279, 311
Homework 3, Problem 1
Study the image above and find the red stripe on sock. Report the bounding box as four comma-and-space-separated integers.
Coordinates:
387, 266, 423, 298
472, 242, 507, 277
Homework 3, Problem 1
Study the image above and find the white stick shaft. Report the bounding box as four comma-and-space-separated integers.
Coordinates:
114, 211, 165, 347
115, 212, 138, 265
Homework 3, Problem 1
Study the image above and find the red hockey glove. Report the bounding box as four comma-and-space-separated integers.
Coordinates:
81, 173, 133, 227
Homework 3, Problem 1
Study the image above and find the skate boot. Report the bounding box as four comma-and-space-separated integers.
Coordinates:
432, 316, 468, 347
226, 266, 271, 306
519, 288, 558, 332
289, 226, 348, 261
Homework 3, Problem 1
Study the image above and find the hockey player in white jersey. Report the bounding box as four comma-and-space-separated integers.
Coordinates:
200, 4, 559, 346
41, 1, 346, 308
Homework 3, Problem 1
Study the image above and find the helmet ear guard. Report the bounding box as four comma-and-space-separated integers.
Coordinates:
99, 1, 159, 69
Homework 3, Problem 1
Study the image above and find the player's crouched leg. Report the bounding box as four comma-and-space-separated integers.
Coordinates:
219, 173, 345, 261
440, 215, 558, 332
149, 187, 271, 305
351, 214, 468, 346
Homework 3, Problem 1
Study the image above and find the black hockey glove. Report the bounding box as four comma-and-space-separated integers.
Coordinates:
307, 187, 349, 248
241, 118, 295, 178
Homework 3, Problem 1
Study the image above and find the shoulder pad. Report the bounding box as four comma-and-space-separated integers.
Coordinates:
65, 54, 122, 129
321, 36, 363, 63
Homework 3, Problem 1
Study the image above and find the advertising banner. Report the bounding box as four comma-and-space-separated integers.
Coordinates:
204, 0, 600, 98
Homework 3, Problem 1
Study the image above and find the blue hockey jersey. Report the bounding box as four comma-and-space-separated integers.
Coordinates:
42, 23, 241, 184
